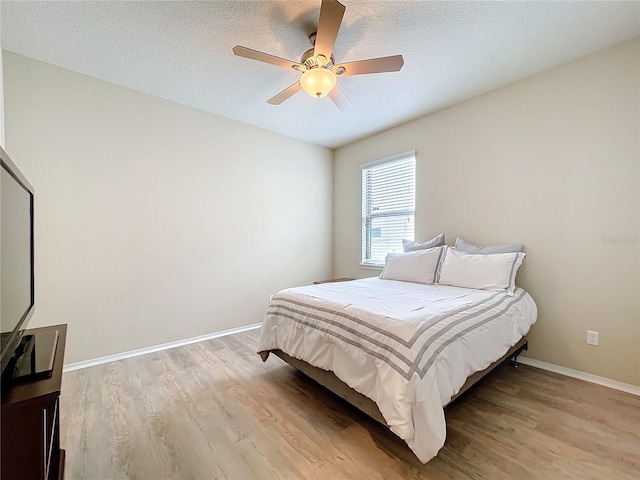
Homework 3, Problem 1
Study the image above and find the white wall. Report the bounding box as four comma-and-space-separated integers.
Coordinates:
4, 52, 333, 364
334, 38, 640, 386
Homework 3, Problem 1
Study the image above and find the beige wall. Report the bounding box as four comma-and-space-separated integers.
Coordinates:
334, 38, 640, 385
4, 52, 333, 364
0, 2, 4, 146
0, 49, 4, 147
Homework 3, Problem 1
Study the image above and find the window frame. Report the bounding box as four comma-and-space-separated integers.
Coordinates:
360, 151, 416, 269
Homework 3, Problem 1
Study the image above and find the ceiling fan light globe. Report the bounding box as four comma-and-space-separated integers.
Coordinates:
300, 68, 336, 99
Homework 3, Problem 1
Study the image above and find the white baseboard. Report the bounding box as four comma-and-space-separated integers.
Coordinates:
64, 330, 640, 397
518, 356, 640, 396
63, 323, 262, 372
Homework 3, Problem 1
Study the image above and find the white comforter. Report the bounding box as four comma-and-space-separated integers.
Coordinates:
257, 277, 537, 463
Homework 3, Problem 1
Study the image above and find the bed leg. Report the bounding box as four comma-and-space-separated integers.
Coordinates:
509, 340, 528, 368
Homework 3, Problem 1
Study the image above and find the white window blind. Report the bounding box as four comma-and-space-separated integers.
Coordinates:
361, 152, 416, 266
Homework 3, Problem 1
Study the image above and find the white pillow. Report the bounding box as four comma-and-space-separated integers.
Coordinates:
455, 236, 524, 254
380, 247, 445, 284
402, 233, 445, 252
438, 247, 525, 295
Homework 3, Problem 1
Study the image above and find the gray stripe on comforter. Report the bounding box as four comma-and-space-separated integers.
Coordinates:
269, 303, 413, 369
269, 311, 410, 377
271, 292, 501, 347
266, 289, 525, 380
418, 290, 527, 375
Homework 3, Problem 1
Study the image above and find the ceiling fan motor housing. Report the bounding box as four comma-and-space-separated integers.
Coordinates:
300, 48, 335, 70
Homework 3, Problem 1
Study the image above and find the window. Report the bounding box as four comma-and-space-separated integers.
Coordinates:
361, 152, 416, 266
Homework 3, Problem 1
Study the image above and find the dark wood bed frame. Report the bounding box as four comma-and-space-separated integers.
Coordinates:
270, 337, 528, 427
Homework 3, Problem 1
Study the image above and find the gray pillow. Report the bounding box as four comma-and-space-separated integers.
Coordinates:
455, 236, 524, 254
402, 233, 445, 252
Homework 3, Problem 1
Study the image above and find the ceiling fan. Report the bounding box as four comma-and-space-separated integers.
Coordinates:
232, 0, 404, 111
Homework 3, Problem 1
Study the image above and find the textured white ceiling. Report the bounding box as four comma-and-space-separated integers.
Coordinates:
2, 1, 639, 148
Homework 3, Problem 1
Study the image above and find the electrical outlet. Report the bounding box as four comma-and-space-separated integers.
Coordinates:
587, 330, 599, 346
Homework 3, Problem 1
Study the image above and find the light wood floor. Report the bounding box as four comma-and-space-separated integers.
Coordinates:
60, 329, 640, 480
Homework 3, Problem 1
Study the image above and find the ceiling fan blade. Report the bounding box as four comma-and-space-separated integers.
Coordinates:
233, 45, 299, 70
336, 55, 404, 76
328, 85, 353, 112
267, 82, 302, 105
314, 0, 346, 59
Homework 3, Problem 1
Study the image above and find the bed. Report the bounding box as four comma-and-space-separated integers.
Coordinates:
257, 277, 537, 463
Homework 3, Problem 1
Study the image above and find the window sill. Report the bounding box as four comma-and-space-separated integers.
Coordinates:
359, 263, 384, 271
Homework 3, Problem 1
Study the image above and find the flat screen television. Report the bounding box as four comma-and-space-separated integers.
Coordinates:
1, 146, 57, 382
